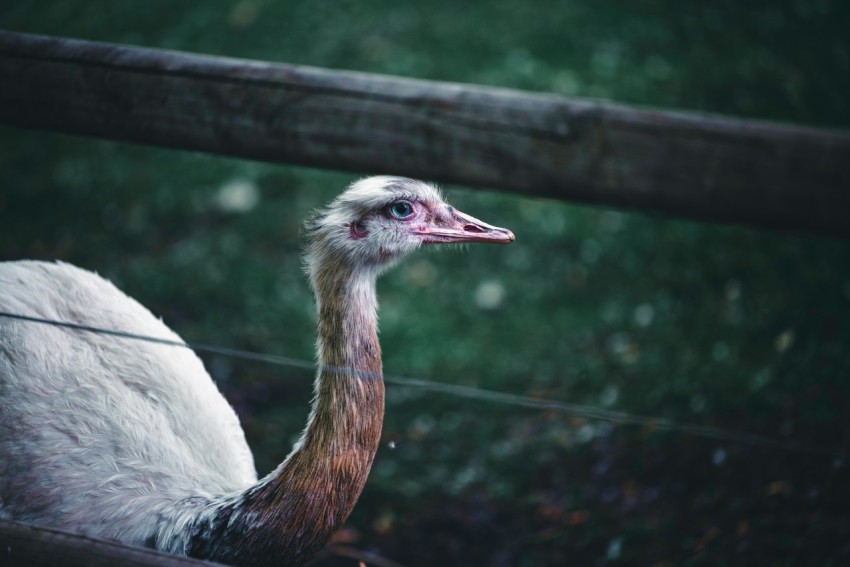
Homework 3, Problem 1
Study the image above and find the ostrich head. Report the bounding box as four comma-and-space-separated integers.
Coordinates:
305, 176, 515, 278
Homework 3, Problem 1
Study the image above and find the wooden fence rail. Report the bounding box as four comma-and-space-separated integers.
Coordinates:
0, 518, 225, 567
0, 30, 849, 238
0, 28, 849, 567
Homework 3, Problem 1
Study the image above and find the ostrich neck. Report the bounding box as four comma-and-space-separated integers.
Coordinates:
187, 263, 385, 567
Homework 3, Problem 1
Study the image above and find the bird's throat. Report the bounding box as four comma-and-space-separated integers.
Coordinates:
188, 266, 385, 567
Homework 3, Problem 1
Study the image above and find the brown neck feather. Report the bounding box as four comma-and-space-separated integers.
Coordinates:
188, 263, 384, 567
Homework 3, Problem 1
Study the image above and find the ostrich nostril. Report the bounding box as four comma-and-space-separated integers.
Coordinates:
464, 224, 485, 233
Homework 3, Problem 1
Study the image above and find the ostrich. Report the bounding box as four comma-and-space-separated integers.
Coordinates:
0, 176, 514, 566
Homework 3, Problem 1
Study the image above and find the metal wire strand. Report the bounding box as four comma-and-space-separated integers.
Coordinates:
0, 310, 844, 457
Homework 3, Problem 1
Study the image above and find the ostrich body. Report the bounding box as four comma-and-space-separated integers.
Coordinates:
0, 177, 513, 566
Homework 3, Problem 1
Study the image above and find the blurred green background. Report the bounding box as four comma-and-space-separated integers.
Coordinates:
2, 1, 850, 565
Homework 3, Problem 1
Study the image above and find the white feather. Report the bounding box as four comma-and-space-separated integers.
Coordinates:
0, 261, 255, 545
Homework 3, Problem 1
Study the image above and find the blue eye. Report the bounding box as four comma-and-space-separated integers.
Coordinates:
388, 201, 414, 219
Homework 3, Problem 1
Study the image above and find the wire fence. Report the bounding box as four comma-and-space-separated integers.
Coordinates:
0, 310, 845, 458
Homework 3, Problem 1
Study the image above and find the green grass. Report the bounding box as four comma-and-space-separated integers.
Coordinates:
2, 1, 850, 565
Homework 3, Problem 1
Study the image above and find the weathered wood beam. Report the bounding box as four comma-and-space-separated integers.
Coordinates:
0, 31, 848, 238
0, 519, 226, 567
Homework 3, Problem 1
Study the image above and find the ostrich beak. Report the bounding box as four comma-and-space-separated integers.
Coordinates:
419, 208, 515, 245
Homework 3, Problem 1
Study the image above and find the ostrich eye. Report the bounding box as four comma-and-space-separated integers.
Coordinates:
387, 201, 415, 220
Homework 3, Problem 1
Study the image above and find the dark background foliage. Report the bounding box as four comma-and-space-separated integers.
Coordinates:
1, 1, 849, 565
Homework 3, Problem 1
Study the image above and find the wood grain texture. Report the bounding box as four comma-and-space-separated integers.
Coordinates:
0, 30, 848, 237
0, 519, 225, 567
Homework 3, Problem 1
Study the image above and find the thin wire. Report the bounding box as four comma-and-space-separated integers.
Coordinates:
0, 310, 844, 457
0, 310, 318, 370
